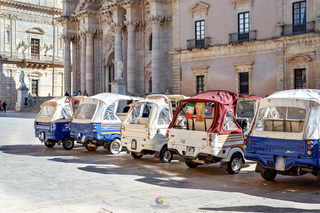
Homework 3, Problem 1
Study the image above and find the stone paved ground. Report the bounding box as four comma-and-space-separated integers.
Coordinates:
0, 112, 320, 213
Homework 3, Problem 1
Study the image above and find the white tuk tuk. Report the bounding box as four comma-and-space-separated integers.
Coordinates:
167, 90, 259, 174
70, 93, 139, 153
121, 94, 174, 163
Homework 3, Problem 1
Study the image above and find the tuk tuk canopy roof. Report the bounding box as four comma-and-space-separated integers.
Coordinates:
89, 93, 139, 105
36, 96, 72, 122
264, 89, 320, 104
179, 90, 239, 105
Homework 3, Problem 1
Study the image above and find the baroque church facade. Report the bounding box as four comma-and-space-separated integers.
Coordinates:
62, 0, 320, 98
0, 0, 64, 109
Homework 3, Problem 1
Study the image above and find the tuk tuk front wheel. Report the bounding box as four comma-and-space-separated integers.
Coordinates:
109, 139, 122, 154
226, 153, 243, 174
261, 169, 277, 181
185, 159, 199, 168
62, 137, 74, 150
159, 146, 173, 163
44, 141, 55, 148
131, 152, 143, 159
85, 143, 98, 151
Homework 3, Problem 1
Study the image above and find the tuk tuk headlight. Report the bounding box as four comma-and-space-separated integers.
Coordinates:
307, 151, 312, 155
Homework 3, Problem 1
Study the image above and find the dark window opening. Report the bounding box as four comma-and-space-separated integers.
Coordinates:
31, 38, 40, 59
238, 12, 249, 41
31, 79, 38, 96
239, 72, 249, 94
294, 69, 306, 89
195, 20, 205, 47
293, 1, 306, 33
196, 75, 205, 93
149, 34, 152, 51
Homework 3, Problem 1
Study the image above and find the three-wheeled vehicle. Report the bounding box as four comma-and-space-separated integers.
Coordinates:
167, 95, 189, 112
70, 93, 138, 153
167, 90, 259, 174
34, 96, 75, 150
121, 94, 174, 163
244, 89, 320, 181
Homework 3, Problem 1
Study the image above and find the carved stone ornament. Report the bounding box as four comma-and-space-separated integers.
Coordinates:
231, 0, 254, 9
189, 2, 210, 18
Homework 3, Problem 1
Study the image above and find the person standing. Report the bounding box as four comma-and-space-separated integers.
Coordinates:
2, 101, 7, 113
65, 91, 70, 96
83, 91, 88, 96
0, 101, 2, 112
77, 90, 81, 96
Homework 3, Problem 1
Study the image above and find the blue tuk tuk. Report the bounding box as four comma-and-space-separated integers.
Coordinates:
34, 96, 75, 150
70, 93, 138, 153
244, 89, 320, 181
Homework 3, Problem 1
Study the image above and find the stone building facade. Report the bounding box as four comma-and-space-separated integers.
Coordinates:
61, 0, 320, 98
0, 0, 64, 109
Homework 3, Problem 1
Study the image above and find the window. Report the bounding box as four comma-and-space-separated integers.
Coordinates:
255, 107, 306, 133
31, 38, 40, 59
158, 106, 171, 125
195, 20, 205, 47
223, 109, 237, 130
294, 69, 306, 89
238, 12, 249, 41
104, 103, 117, 120
39, 106, 53, 118
239, 72, 249, 94
149, 34, 152, 51
293, 1, 306, 33
196, 75, 205, 93
31, 80, 38, 96
74, 104, 97, 120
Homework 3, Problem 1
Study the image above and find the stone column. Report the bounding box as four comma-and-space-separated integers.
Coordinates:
126, 22, 136, 93
72, 37, 78, 93
63, 36, 72, 95
80, 34, 86, 93
151, 16, 161, 93
114, 23, 123, 62
86, 32, 94, 96
315, 49, 320, 89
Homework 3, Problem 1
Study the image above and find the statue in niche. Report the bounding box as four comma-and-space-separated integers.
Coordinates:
112, 59, 123, 80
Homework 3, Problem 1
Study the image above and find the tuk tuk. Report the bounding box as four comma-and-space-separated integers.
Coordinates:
121, 94, 174, 163
244, 89, 320, 181
34, 96, 75, 150
70, 93, 138, 153
167, 90, 259, 174
167, 95, 189, 112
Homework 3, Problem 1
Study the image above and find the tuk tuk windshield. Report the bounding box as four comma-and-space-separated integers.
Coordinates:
125, 103, 152, 125
237, 99, 255, 122
39, 106, 53, 118
74, 104, 97, 120
255, 106, 306, 133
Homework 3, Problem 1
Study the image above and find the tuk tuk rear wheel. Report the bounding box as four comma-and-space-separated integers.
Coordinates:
185, 159, 199, 168
109, 139, 122, 154
62, 137, 74, 150
44, 141, 55, 148
85, 143, 98, 151
261, 169, 277, 181
159, 146, 173, 163
226, 153, 243, 174
131, 152, 143, 159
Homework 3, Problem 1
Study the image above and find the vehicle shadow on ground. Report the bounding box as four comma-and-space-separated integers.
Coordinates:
1, 144, 320, 204
199, 206, 317, 212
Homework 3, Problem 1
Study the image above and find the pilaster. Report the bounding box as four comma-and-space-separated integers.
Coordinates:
86, 32, 94, 96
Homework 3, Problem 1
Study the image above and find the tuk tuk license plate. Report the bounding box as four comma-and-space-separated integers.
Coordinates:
131, 140, 137, 150
275, 156, 286, 171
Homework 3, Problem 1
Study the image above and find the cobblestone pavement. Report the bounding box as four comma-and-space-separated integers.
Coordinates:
0, 113, 320, 213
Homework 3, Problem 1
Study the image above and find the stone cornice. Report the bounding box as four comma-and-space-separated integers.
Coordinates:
100, 0, 148, 12
231, 0, 254, 9
56, 15, 78, 23
0, 0, 62, 15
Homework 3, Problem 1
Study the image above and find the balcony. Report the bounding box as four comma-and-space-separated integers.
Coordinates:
187, 37, 211, 50
229, 30, 257, 43
281, 21, 315, 36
